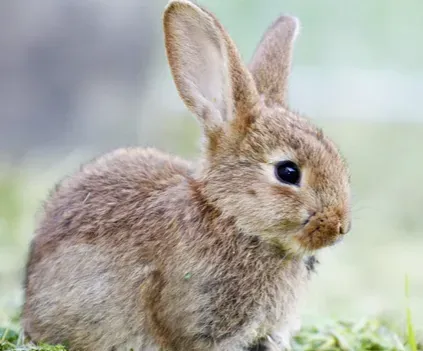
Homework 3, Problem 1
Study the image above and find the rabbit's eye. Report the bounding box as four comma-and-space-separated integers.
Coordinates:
275, 161, 301, 186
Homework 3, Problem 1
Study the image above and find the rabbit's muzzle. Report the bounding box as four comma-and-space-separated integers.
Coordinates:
294, 208, 351, 251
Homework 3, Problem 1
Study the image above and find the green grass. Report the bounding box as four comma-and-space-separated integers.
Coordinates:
0, 327, 66, 350
293, 319, 416, 351
405, 276, 418, 351
0, 319, 421, 350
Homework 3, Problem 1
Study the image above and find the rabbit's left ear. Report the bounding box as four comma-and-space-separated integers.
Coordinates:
249, 15, 300, 107
164, 0, 259, 134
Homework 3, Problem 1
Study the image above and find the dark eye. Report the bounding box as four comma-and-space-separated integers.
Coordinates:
275, 160, 301, 185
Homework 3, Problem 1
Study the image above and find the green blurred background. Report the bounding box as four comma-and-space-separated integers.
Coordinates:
0, 0, 422, 332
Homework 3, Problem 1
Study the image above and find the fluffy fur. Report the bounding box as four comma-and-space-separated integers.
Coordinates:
22, 1, 351, 350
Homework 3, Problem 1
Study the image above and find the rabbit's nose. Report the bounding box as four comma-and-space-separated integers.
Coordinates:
339, 221, 351, 235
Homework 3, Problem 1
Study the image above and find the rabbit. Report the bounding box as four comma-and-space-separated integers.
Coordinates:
22, 0, 352, 350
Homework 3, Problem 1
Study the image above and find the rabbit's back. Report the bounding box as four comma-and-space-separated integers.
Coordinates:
23, 147, 192, 350
33, 147, 191, 249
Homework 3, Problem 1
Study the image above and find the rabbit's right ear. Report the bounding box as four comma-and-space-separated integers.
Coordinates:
163, 0, 258, 133
249, 15, 300, 107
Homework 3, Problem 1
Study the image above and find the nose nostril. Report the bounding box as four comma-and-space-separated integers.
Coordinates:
338, 223, 344, 235
303, 211, 316, 226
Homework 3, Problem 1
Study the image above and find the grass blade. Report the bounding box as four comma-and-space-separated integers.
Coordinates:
405, 274, 418, 351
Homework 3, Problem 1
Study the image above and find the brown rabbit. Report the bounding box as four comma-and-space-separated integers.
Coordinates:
22, 1, 351, 350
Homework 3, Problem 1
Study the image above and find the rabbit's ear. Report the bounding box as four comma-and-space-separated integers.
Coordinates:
164, 0, 258, 133
249, 15, 300, 106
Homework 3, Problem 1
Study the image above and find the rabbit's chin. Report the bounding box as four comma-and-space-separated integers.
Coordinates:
271, 229, 344, 256
285, 229, 344, 255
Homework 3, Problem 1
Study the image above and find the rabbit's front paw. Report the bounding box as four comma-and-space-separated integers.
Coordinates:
246, 340, 268, 351
265, 333, 292, 351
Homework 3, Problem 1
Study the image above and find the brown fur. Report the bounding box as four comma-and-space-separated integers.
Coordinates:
22, 1, 351, 350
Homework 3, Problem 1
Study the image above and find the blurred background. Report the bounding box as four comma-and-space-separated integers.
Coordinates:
1, 0, 422, 331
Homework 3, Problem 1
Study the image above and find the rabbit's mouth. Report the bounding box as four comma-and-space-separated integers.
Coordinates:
293, 209, 348, 252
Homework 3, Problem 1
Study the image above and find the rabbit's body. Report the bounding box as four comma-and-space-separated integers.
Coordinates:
23, 148, 305, 350
23, 1, 352, 350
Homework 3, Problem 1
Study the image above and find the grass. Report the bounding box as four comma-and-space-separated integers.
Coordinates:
293, 319, 413, 351
0, 318, 421, 350
405, 276, 418, 351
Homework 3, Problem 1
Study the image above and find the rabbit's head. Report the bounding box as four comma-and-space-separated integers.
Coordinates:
164, 0, 351, 254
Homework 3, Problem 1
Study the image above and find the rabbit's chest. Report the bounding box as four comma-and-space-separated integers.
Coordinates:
239, 280, 300, 338
195, 267, 304, 344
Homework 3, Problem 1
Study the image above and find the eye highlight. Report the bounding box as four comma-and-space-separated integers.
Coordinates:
274, 160, 301, 186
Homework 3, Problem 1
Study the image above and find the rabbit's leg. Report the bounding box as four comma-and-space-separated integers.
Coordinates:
264, 335, 291, 351
246, 340, 269, 350
245, 335, 293, 351
24, 244, 157, 351
265, 318, 300, 351
112, 336, 160, 351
